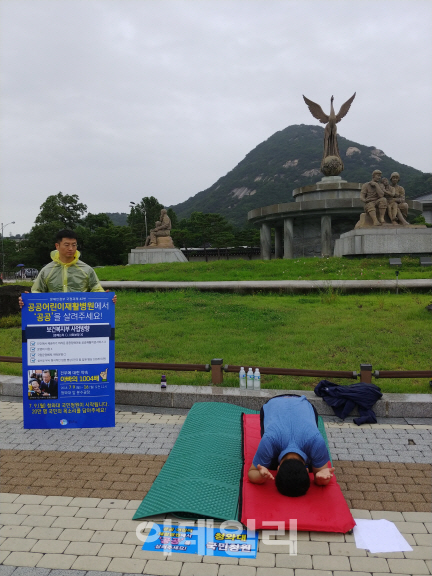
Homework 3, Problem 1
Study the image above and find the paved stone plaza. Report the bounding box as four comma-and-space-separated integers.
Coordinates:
1, 398, 431, 576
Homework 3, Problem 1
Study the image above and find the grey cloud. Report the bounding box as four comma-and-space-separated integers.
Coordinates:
1, 0, 431, 234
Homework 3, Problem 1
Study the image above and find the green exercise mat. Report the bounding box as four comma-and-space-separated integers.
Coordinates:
133, 401, 332, 522
133, 402, 257, 522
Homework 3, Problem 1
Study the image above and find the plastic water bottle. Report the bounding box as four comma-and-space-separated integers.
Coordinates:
239, 367, 246, 389
254, 368, 261, 390
161, 374, 167, 389
246, 368, 254, 390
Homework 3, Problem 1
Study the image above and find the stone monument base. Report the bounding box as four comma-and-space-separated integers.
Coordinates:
355, 212, 410, 229
334, 226, 432, 257
128, 248, 188, 265
146, 236, 175, 248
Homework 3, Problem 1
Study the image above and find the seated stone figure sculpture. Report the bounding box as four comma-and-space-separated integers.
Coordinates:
381, 177, 396, 221
356, 170, 410, 228
359, 170, 388, 226
145, 209, 174, 248
388, 172, 409, 225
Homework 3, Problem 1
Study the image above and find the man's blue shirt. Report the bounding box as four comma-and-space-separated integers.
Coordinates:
252, 396, 329, 469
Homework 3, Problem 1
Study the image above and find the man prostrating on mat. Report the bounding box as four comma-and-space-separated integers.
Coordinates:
248, 395, 335, 496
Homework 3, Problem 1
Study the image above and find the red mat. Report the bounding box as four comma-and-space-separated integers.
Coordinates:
240, 414, 355, 533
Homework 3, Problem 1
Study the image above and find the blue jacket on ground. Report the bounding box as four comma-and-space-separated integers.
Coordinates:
314, 380, 382, 425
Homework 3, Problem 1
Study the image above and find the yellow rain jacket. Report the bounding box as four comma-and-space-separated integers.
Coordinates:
31, 250, 104, 293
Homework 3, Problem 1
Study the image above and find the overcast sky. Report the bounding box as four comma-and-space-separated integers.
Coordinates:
1, 0, 431, 235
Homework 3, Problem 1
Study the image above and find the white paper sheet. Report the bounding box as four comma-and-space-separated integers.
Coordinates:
353, 519, 413, 554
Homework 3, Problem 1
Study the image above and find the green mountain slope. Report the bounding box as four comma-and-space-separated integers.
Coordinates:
171, 124, 431, 227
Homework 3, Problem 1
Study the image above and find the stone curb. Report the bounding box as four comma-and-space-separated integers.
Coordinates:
99, 279, 432, 293
115, 384, 432, 417
2, 376, 431, 417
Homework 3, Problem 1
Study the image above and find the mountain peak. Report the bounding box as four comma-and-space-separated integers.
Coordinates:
171, 124, 430, 227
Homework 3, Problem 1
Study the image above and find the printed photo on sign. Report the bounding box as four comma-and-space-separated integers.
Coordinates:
27, 369, 58, 400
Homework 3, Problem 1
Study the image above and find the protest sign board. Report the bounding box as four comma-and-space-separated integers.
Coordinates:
142, 522, 258, 558
22, 292, 115, 429
204, 527, 258, 557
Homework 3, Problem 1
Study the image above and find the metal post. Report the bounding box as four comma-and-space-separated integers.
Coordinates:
143, 203, 148, 240
360, 363, 372, 384
129, 202, 136, 242
211, 358, 224, 385
1, 221, 15, 276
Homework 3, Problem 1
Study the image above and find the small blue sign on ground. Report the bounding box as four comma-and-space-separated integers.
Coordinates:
21, 292, 115, 429
142, 523, 258, 558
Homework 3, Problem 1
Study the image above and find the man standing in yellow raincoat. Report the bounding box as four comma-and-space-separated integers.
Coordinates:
19, 229, 116, 306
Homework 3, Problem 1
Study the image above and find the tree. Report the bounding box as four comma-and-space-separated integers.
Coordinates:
76, 221, 135, 266
127, 196, 164, 245
210, 226, 235, 259
167, 208, 178, 228
1, 237, 25, 271
21, 192, 176, 268
188, 212, 234, 248
171, 212, 236, 260
82, 213, 113, 231
235, 225, 260, 248
170, 217, 199, 253
35, 192, 87, 228
127, 197, 179, 245
21, 223, 64, 268
23, 194, 136, 267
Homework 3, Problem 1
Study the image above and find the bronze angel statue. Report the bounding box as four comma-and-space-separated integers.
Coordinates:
303, 93, 356, 176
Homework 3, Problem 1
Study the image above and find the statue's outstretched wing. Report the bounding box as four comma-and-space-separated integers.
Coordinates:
336, 92, 356, 123
303, 95, 328, 124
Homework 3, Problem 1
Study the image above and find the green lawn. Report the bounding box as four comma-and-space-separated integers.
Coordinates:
96, 256, 432, 282
1, 290, 430, 393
